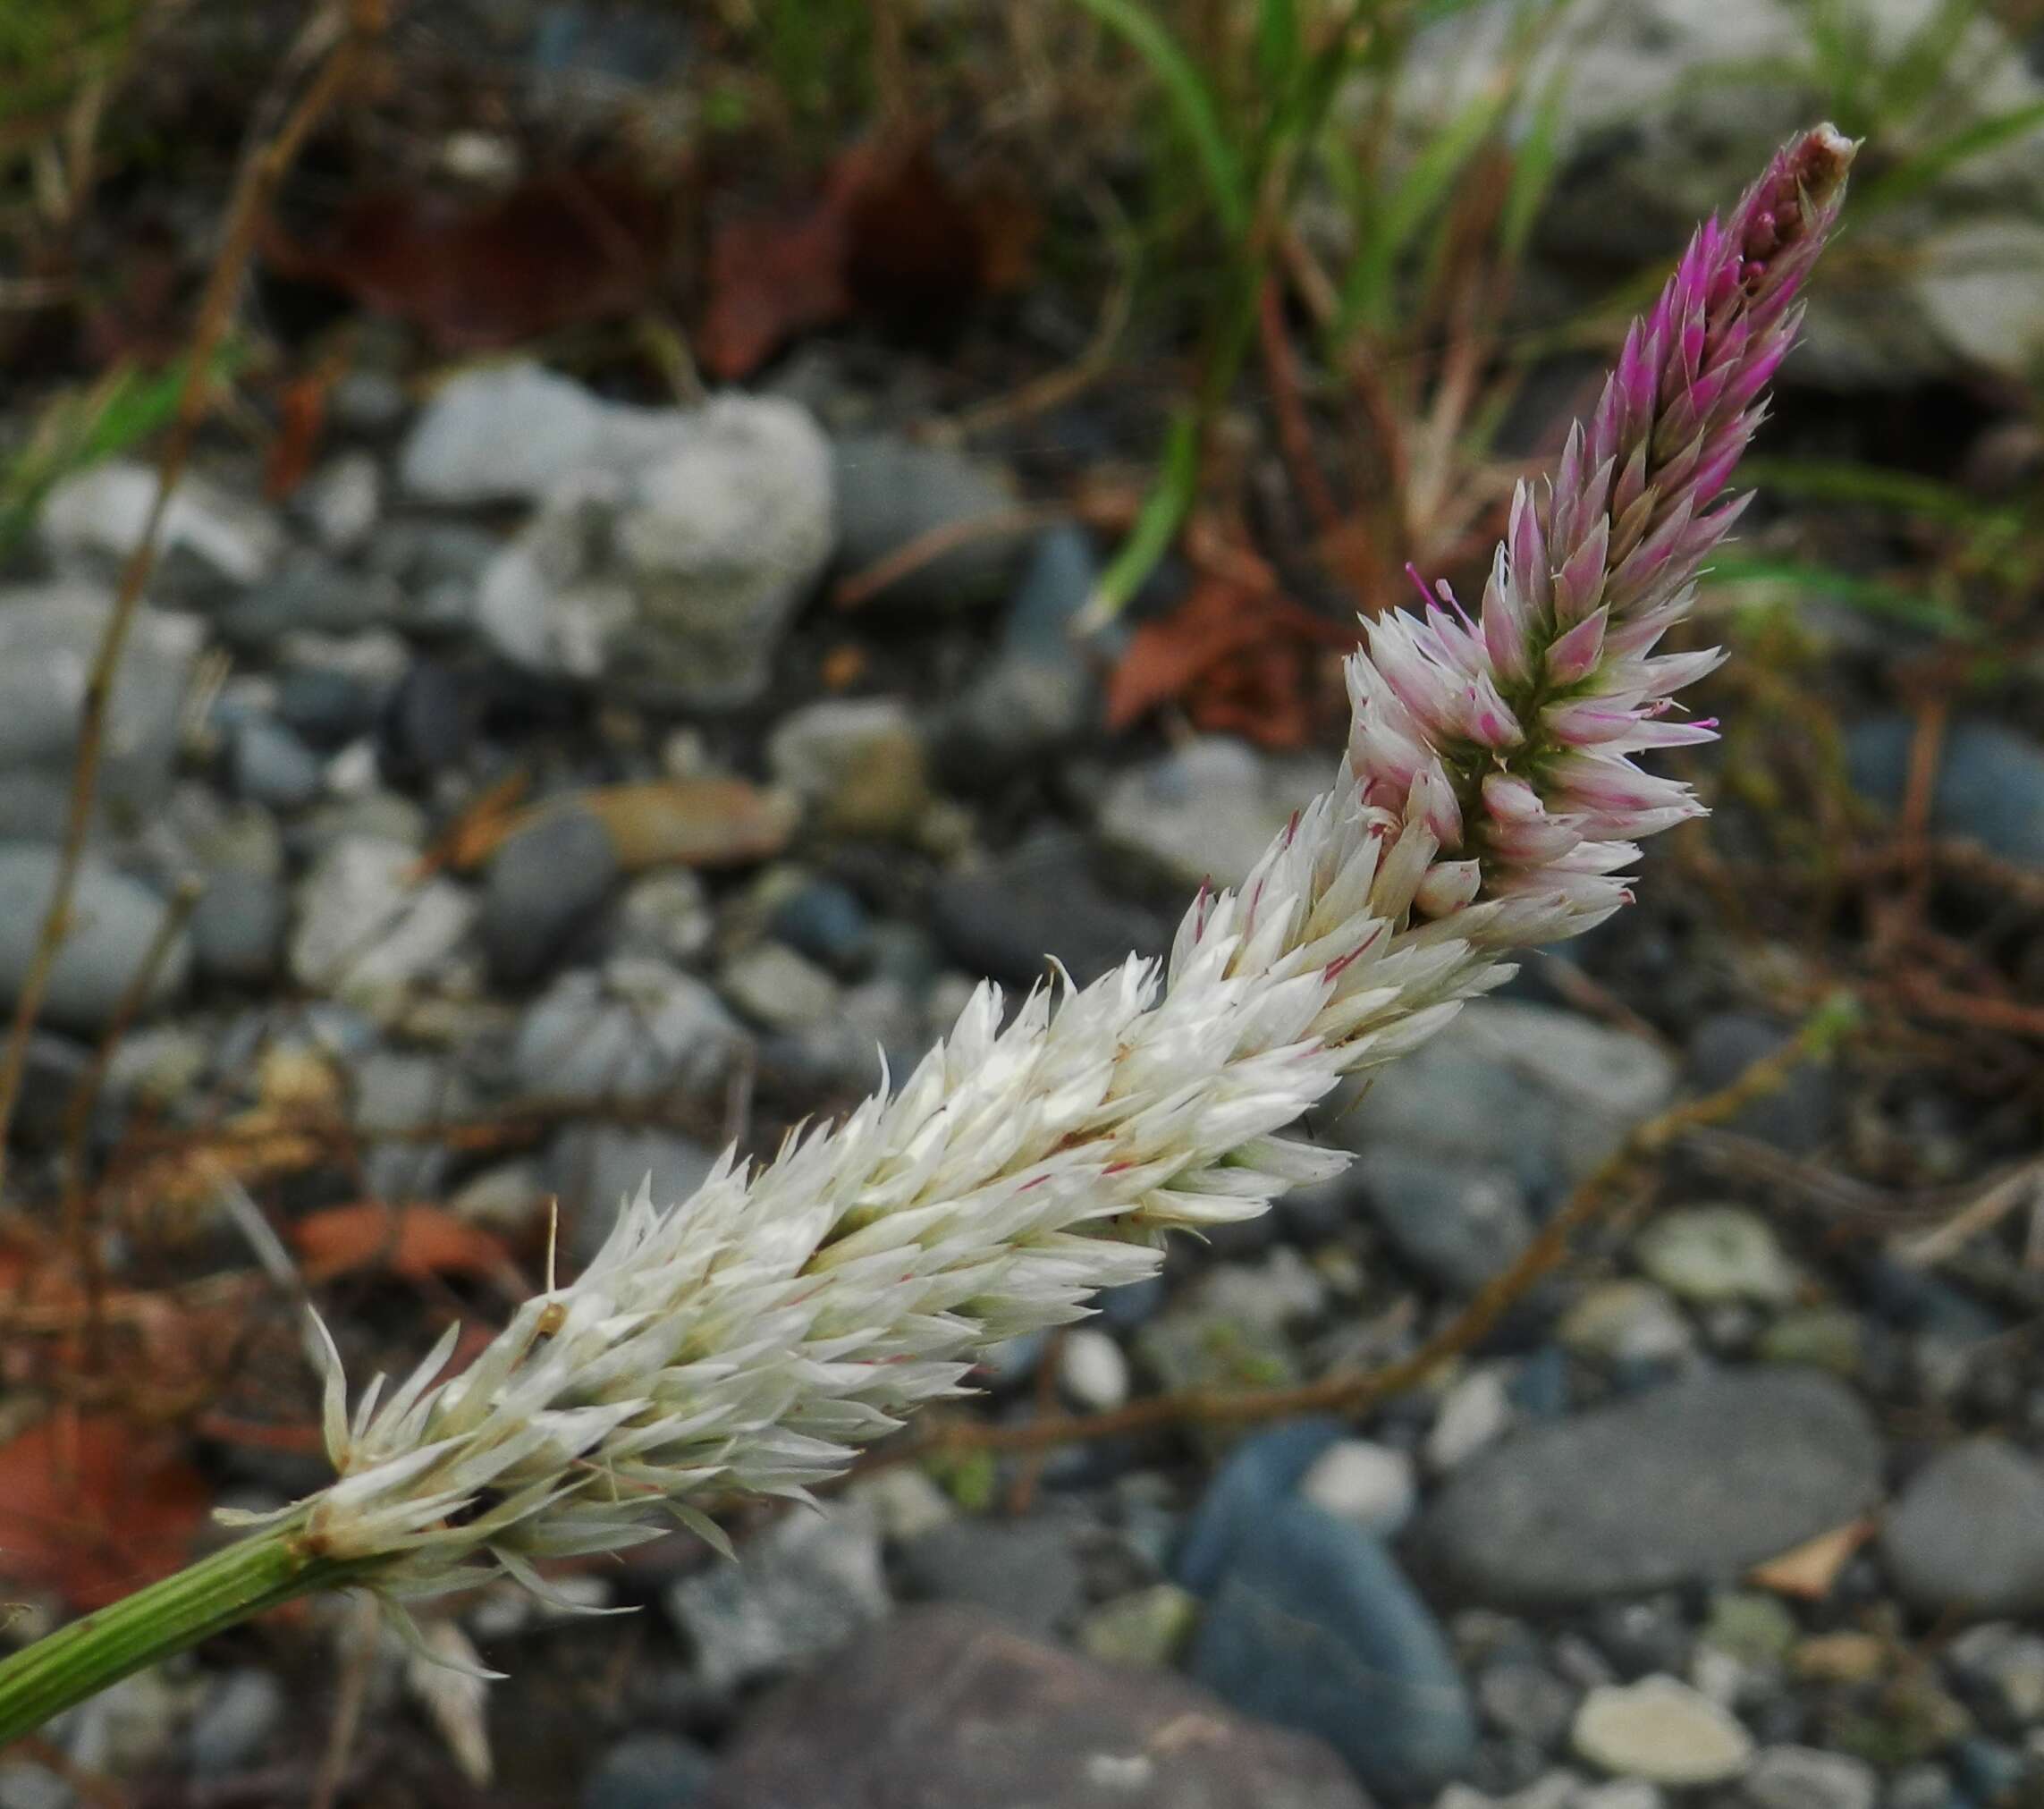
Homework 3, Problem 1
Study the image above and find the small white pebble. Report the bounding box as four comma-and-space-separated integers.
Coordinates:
1058, 1327, 1130, 1413
1427, 1366, 1515, 1470
1300, 1439, 1417, 1536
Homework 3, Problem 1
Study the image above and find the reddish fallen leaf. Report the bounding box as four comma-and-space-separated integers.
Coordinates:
262, 165, 672, 351
0, 1414, 210, 1608
1106, 574, 1352, 748
291, 1203, 516, 1289
264, 366, 335, 501
699, 134, 1035, 381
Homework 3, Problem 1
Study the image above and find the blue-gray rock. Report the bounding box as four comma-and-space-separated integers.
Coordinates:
935, 525, 1101, 782
215, 549, 401, 646
190, 869, 286, 985
664, 1502, 888, 1696
832, 435, 1026, 610
1951, 1738, 2024, 1803
769, 878, 872, 976
897, 1516, 1085, 1639
1190, 1496, 1476, 1797
1847, 716, 2044, 866
1880, 1438, 2044, 1619
231, 716, 325, 810
699, 1604, 1373, 1809
0, 584, 200, 815
187, 1669, 283, 1777
932, 833, 1166, 987
582, 1734, 714, 1809
0, 847, 192, 1032
1417, 1369, 1884, 1607
1687, 1012, 1837, 1154
1348, 1147, 1534, 1294
276, 665, 385, 748
1173, 1418, 1349, 1596
1328, 1000, 1677, 1206
549, 1124, 720, 1266
512, 963, 747, 1104
481, 808, 619, 986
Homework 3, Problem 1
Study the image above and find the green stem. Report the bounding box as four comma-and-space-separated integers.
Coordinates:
0, 1529, 366, 1748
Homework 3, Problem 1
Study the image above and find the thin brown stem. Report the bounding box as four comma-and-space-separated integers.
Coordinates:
0, 0, 383, 1188
868, 1012, 1842, 1464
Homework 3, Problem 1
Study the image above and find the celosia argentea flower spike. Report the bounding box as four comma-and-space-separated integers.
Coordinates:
275, 126, 1856, 1630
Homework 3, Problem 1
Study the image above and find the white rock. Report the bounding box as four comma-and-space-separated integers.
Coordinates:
1741, 1746, 1876, 1809
1558, 1281, 1696, 1364
1636, 1206, 1797, 1305
1058, 1327, 1131, 1413
1427, 1366, 1515, 1471
400, 362, 694, 504
1571, 1675, 1754, 1786
845, 1467, 956, 1543
40, 461, 283, 583
290, 837, 477, 1010
514, 959, 748, 1103
721, 943, 840, 1030
1301, 1439, 1418, 1536
299, 450, 383, 554
1097, 737, 1327, 891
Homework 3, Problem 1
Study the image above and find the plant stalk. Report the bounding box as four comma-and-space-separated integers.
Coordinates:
0, 1530, 364, 1748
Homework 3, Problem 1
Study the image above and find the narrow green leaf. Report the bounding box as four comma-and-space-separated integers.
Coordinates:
1069, 0, 1252, 240
1857, 98, 2044, 216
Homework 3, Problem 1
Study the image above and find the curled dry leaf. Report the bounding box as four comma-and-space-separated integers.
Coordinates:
291, 1203, 520, 1294
262, 166, 673, 351
1105, 572, 1352, 749
699, 133, 1036, 380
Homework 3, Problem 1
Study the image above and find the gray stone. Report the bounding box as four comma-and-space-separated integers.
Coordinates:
230, 716, 325, 811
1418, 1369, 1884, 1607
582, 1734, 714, 1809
932, 833, 1165, 987
1741, 1746, 1877, 1809
935, 524, 1101, 781
291, 837, 477, 1010
766, 698, 929, 841
39, 461, 281, 585
513, 961, 748, 1104
614, 870, 714, 967
1571, 1676, 1753, 1785
1098, 738, 1328, 892
0, 847, 191, 1033
187, 1669, 283, 1777
480, 808, 619, 986
664, 1502, 888, 1695
549, 1124, 720, 1266
1190, 1495, 1477, 1796
898, 1516, 1086, 1639
1349, 1148, 1534, 1294
190, 869, 286, 985
0, 584, 201, 816
1686, 1014, 1837, 1154
720, 943, 840, 1030
399, 361, 691, 504
1880, 1437, 2044, 1618
767, 879, 872, 977
215, 550, 402, 645
1848, 716, 2044, 868
701, 1603, 1372, 1808
1328, 1002, 1677, 1205
1946, 1621, 2044, 1723
1476, 1662, 1579, 1750
832, 434, 1026, 610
